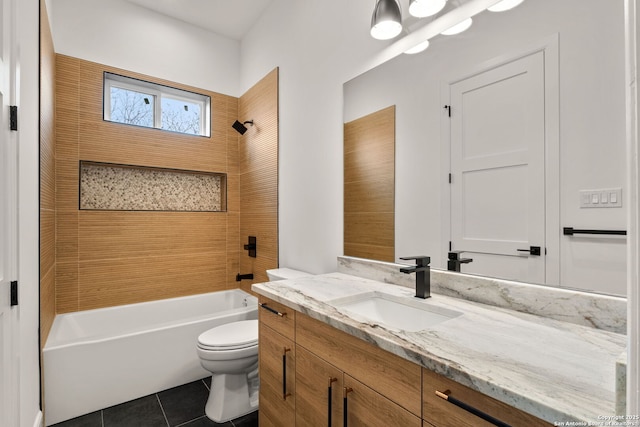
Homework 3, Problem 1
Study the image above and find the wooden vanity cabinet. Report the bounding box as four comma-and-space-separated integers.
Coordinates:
258, 298, 296, 426
422, 368, 553, 427
295, 346, 344, 426
342, 374, 421, 427
295, 343, 421, 427
258, 295, 552, 427
259, 297, 296, 340
295, 313, 421, 427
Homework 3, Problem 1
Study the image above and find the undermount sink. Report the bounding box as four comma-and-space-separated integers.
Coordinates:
329, 292, 461, 332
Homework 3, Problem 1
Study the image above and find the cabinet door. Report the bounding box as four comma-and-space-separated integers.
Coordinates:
343, 374, 421, 427
296, 345, 344, 427
422, 368, 552, 427
259, 324, 295, 427
296, 313, 421, 416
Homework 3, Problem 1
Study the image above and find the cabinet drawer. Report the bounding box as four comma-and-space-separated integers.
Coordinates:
259, 297, 296, 340
422, 368, 552, 427
259, 324, 295, 427
296, 313, 421, 417
344, 374, 421, 427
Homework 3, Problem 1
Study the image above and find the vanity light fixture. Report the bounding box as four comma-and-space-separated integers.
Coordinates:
409, 0, 447, 18
370, 0, 403, 40
440, 17, 472, 35
404, 39, 430, 54
487, 0, 524, 12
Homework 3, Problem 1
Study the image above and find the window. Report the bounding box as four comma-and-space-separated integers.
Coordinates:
104, 72, 211, 137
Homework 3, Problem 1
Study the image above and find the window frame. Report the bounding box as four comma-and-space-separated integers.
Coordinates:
103, 72, 211, 137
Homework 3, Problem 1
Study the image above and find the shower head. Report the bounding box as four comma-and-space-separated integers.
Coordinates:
232, 120, 254, 135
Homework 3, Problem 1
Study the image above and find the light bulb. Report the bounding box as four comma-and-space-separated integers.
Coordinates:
371, 0, 403, 40
371, 21, 403, 40
409, 0, 447, 18
488, 0, 524, 12
404, 39, 430, 54
440, 17, 472, 35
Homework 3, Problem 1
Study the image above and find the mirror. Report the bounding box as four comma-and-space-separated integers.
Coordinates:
343, 0, 627, 296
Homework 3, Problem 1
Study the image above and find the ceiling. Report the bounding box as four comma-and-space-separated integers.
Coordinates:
125, 0, 275, 40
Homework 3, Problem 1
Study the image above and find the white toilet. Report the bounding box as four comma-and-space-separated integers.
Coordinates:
197, 267, 310, 423
197, 319, 259, 422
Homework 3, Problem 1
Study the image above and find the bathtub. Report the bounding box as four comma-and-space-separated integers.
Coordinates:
43, 289, 257, 426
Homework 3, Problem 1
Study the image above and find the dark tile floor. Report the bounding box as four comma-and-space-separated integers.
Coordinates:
50, 377, 259, 427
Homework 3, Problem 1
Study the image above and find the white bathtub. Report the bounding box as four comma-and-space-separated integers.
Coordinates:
43, 289, 258, 426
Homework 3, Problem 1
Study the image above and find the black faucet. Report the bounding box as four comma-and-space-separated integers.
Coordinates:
447, 251, 473, 272
399, 256, 431, 299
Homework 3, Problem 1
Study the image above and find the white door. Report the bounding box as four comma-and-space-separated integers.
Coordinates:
0, 0, 19, 423
449, 51, 546, 284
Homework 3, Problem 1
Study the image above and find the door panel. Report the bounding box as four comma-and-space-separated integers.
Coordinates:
461, 165, 528, 242
450, 51, 546, 284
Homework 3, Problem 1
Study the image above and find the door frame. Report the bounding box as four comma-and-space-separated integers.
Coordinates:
625, 0, 639, 414
440, 34, 560, 286
1, 0, 19, 423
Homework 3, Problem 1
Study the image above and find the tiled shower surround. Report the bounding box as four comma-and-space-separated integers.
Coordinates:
80, 162, 226, 212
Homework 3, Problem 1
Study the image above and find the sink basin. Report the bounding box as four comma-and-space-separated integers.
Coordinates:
329, 292, 461, 332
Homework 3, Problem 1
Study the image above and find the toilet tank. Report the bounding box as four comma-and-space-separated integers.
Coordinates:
266, 268, 311, 281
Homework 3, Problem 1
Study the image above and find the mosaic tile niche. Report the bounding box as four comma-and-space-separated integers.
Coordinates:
80, 161, 226, 212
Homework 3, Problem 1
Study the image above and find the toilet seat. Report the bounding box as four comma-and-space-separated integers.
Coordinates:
197, 320, 258, 351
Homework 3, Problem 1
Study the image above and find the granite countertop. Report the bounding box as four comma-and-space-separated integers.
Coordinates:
252, 272, 627, 425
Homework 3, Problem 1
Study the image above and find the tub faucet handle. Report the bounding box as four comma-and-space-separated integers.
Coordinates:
244, 236, 257, 258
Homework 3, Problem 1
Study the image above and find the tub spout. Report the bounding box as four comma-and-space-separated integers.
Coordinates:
236, 273, 254, 282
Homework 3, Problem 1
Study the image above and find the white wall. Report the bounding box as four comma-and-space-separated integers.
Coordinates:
50, 0, 241, 96
240, 0, 385, 274
46, 0, 628, 290
342, 0, 627, 295
241, 0, 628, 294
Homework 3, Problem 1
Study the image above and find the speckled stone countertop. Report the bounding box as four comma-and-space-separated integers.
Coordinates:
252, 273, 626, 425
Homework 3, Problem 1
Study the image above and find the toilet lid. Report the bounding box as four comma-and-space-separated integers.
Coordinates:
197, 319, 258, 350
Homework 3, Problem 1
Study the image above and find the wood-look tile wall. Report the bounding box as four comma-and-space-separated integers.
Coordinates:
54, 55, 242, 312
344, 106, 395, 262
238, 68, 279, 293
40, 0, 56, 344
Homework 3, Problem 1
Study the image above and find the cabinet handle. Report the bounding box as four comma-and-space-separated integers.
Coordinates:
260, 303, 286, 317
435, 390, 513, 427
327, 377, 337, 427
343, 387, 353, 427
282, 347, 291, 400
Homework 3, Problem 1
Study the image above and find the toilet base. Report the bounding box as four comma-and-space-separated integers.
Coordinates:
205, 371, 259, 423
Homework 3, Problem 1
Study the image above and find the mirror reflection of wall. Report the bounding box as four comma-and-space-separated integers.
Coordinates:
343, 0, 626, 296
344, 106, 396, 262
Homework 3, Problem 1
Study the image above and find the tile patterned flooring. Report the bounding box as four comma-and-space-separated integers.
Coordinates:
50, 378, 258, 427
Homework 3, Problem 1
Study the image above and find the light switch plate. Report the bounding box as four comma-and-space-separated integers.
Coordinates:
580, 188, 622, 208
